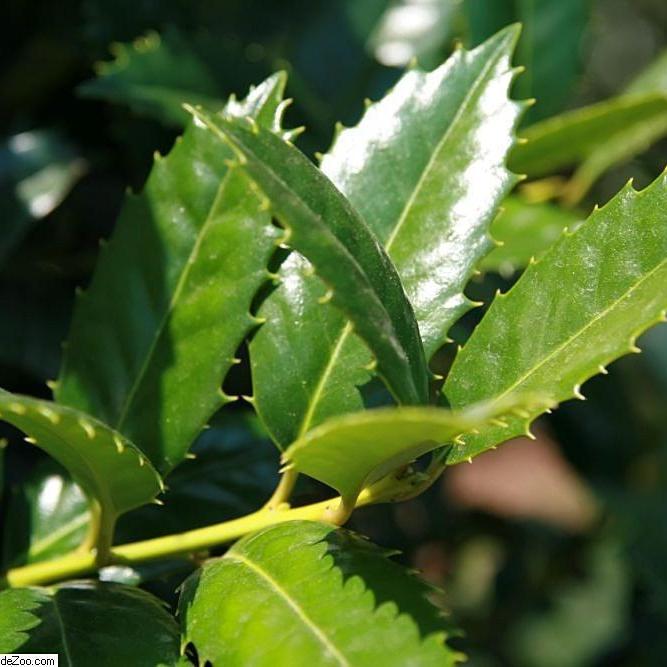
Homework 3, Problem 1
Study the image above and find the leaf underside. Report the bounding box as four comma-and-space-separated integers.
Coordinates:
284, 399, 545, 501
179, 521, 461, 667
250, 25, 525, 447
56, 74, 287, 473
444, 172, 667, 463
0, 390, 161, 519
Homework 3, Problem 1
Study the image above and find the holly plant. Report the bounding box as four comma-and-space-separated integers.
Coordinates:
1, 25, 666, 666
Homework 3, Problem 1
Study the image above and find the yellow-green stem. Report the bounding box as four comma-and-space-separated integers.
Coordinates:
2, 466, 442, 589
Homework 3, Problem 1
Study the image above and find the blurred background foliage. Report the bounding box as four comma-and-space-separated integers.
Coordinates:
1, 1, 667, 665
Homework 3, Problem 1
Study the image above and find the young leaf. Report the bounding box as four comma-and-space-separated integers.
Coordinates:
179, 521, 461, 666
193, 110, 430, 409
56, 74, 288, 473
444, 172, 667, 463
0, 581, 181, 664
0, 390, 162, 530
480, 195, 582, 276
78, 28, 223, 126
250, 26, 524, 446
283, 399, 543, 502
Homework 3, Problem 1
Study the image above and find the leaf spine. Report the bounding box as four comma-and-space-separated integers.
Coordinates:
38, 407, 60, 424
8, 402, 27, 415
79, 419, 96, 439
24, 436, 37, 445
114, 436, 125, 453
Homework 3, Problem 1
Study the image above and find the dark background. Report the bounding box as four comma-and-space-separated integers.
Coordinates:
1, 1, 667, 665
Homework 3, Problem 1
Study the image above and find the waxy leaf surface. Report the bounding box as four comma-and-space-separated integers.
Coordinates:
250, 27, 524, 447
0, 582, 180, 665
179, 521, 460, 667
195, 111, 430, 410
444, 173, 667, 463
57, 74, 287, 472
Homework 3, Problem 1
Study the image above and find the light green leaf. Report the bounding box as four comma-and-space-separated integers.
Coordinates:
0, 581, 181, 665
480, 195, 582, 275
284, 399, 541, 502
444, 173, 667, 463
250, 26, 523, 447
566, 48, 667, 203
194, 111, 430, 410
179, 521, 461, 667
509, 93, 667, 178
56, 74, 288, 473
0, 390, 161, 550
78, 29, 223, 126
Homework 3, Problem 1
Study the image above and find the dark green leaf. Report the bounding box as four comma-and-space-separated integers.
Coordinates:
0, 581, 181, 665
56, 74, 288, 473
444, 173, 667, 463
179, 521, 461, 666
250, 27, 523, 447
79, 29, 224, 125
193, 111, 430, 410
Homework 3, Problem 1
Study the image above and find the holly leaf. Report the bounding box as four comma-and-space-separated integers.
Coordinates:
78, 29, 223, 125
179, 521, 461, 666
56, 74, 289, 473
193, 110, 430, 410
0, 390, 162, 542
249, 26, 524, 447
480, 195, 582, 276
283, 399, 543, 502
0, 581, 181, 665
444, 172, 667, 463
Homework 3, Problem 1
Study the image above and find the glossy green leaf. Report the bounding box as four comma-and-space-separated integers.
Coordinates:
0, 130, 85, 265
79, 29, 223, 126
444, 173, 667, 463
480, 195, 582, 275
509, 93, 667, 178
179, 521, 461, 666
193, 110, 430, 410
56, 74, 288, 473
2, 460, 89, 568
250, 27, 523, 447
0, 390, 162, 529
284, 399, 541, 501
0, 581, 181, 665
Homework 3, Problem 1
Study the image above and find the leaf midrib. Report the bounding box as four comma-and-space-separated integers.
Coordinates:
294, 41, 509, 438
464, 254, 667, 407
115, 169, 232, 433
226, 552, 350, 666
